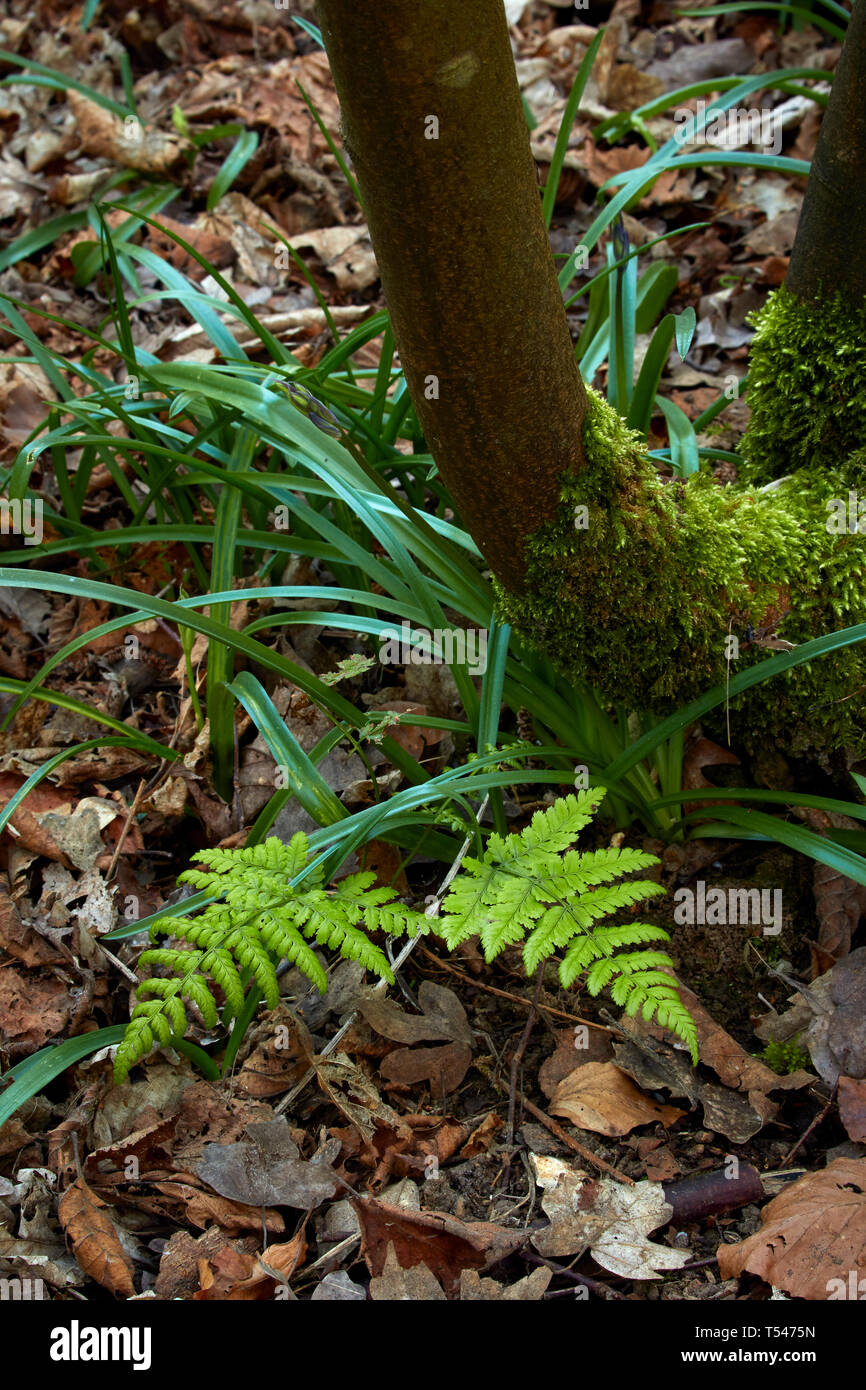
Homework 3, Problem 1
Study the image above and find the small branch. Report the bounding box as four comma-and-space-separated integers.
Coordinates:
506, 966, 545, 1146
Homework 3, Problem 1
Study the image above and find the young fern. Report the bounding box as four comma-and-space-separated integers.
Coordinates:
437, 788, 699, 1062
114, 833, 429, 1083
116, 789, 698, 1084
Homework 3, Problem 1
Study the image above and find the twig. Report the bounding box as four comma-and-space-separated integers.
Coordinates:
487, 1072, 634, 1185
416, 945, 609, 1030
275, 795, 490, 1115
524, 1251, 625, 1300
780, 1081, 837, 1166
106, 778, 147, 883
507, 966, 545, 1146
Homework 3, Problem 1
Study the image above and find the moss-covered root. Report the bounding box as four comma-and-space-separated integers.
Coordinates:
497, 386, 866, 755
739, 286, 866, 482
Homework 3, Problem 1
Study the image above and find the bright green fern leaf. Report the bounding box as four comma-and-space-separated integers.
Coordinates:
434, 790, 698, 1063
115, 834, 427, 1083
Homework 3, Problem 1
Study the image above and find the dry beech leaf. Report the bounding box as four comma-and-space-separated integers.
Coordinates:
717, 1158, 866, 1300
549, 1061, 685, 1137
530, 1155, 690, 1280
58, 1178, 136, 1297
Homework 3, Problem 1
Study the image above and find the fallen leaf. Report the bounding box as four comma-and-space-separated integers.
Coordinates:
58, 1179, 136, 1297
156, 1228, 258, 1300
359, 980, 472, 1046
380, 1041, 473, 1095
838, 1076, 866, 1143
314, 1052, 412, 1145
458, 1113, 504, 1159
530, 1155, 691, 1279
459, 1266, 552, 1301
311, 1270, 366, 1301
717, 1159, 866, 1300
369, 1242, 447, 1301
549, 1061, 685, 1137
195, 1117, 338, 1209
352, 1197, 528, 1296
361, 980, 474, 1095
538, 1025, 613, 1098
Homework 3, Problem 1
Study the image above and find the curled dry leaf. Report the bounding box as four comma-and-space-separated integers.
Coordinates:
67, 91, 187, 174
530, 1155, 690, 1280
58, 1178, 136, 1298
717, 1159, 866, 1300
313, 1052, 412, 1146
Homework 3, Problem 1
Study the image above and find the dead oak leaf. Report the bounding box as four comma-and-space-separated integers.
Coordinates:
361, 980, 474, 1095
359, 980, 472, 1047
717, 1158, 866, 1301
58, 1179, 136, 1297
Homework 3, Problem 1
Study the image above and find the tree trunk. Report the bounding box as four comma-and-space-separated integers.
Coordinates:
316, 1, 866, 757
316, 0, 587, 593
786, 0, 866, 306
741, 0, 866, 482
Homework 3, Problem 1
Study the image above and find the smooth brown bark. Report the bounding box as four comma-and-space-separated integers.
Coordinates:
786, 0, 866, 305
316, 0, 588, 592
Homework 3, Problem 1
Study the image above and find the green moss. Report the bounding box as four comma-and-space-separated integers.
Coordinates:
739, 286, 866, 482
758, 1035, 811, 1075
498, 386, 866, 755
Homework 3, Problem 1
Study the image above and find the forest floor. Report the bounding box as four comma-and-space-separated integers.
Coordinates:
0, 0, 863, 1307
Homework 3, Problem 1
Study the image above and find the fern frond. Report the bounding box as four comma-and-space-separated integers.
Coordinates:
557, 845, 661, 888
118, 800, 698, 1086
432, 791, 696, 1067
518, 789, 607, 855
117, 834, 411, 1081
